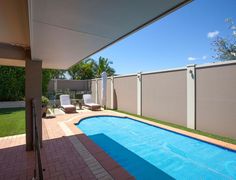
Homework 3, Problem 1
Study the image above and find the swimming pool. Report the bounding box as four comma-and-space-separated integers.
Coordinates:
77, 116, 236, 179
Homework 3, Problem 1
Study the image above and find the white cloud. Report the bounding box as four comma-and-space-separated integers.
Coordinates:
202, 55, 207, 60
188, 57, 197, 61
188, 55, 208, 61
207, 31, 219, 38
231, 26, 236, 30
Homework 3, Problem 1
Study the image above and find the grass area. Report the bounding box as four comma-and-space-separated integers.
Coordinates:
112, 109, 236, 145
0, 108, 25, 137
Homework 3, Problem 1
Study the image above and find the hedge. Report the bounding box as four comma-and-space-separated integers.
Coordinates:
0, 66, 55, 101
0, 66, 25, 101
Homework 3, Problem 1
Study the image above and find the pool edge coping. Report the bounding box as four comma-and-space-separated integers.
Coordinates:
75, 111, 236, 151
107, 110, 236, 151
60, 111, 135, 179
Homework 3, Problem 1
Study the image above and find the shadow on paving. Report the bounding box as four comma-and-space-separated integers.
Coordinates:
89, 133, 174, 180
0, 135, 95, 180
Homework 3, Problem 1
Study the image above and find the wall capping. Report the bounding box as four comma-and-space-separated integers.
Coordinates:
52, 79, 90, 82
196, 60, 236, 69
187, 64, 196, 67
114, 73, 137, 78
89, 60, 236, 82
142, 67, 186, 75
0, 101, 25, 108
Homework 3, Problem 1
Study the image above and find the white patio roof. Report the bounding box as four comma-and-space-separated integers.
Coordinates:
0, 0, 191, 69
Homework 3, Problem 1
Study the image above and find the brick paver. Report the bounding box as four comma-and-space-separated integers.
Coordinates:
0, 110, 133, 180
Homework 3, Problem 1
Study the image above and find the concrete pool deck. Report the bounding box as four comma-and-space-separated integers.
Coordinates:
0, 109, 235, 179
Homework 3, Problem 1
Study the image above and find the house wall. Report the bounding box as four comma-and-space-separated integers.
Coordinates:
46, 61, 236, 139
106, 78, 111, 108
0, 101, 25, 108
48, 79, 90, 92
47, 80, 54, 91
196, 64, 236, 138
90, 61, 236, 139
97, 79, 101, 104
142, 70, 187, 126
114, 75, 137, 114
91, 80, 96, 102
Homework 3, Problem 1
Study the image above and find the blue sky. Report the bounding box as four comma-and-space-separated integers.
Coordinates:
90, 0, 236, 75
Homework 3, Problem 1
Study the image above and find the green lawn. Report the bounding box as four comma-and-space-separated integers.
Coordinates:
112, 109, 236, 145
0, 108, 25, 137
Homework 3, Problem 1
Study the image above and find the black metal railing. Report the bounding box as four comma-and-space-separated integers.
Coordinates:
32, 99, 44, 180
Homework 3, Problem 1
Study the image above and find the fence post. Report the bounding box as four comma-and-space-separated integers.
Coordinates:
54, 79, 57, 93
110, 76, 114, 109
137, 72, 142, 116
95, 79, 98, 104
187, 64, 196, 129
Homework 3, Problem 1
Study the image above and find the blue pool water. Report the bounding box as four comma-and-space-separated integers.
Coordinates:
77, 116, 236, 179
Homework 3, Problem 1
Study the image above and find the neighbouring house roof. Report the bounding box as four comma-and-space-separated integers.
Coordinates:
0, 0, 191, 69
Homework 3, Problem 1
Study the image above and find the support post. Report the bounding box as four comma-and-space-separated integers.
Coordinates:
25, 51, 42, 151
137, 73, 142, 116
95, 79, 98, 104
110, 76, 114, 109
187, 64, 196, 129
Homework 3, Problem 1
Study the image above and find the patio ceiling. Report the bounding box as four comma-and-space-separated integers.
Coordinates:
0, 0, 191, 69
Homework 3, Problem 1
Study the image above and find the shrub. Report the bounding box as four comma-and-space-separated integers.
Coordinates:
0, 66, 25, 101
41, 96, 49, 106
0, 66, 60, 101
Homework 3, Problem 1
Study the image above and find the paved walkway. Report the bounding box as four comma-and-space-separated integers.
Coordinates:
0, 110, 133, 180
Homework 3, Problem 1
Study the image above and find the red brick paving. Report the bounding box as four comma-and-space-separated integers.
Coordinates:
0, 111, 134, 180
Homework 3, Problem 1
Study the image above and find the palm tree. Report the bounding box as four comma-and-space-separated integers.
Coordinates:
94, 57, 115, 78
50, 69, 66, 79
68, 58, 96, 80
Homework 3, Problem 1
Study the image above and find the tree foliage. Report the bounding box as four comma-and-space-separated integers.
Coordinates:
42, 69, 66, 95
68, 59, 96, 80
0, 66, 65, 101
0, 56, 115, 100
212, 18, 236, 61
0, 66, 25, 101
68, 57, 115, 79
94, 57, 115, 78
50, 69, 66, 79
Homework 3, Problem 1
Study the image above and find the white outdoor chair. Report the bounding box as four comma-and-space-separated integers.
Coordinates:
83, 94, 101, 111
59, 94, 76, 113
